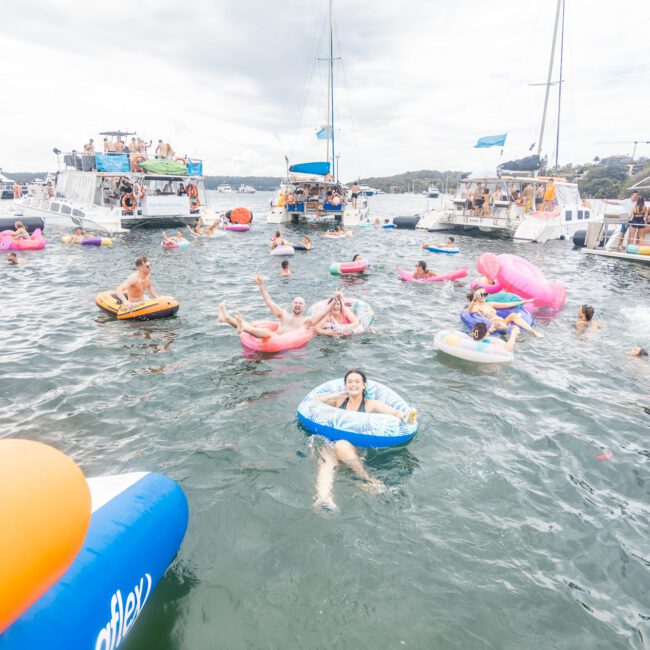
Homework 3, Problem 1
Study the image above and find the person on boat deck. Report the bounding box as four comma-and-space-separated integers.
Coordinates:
114, 256, 158, 307
627, 195, 647, 246
270, 231, 287, 250
295, 186, 305, 198
542, 179, 556, 211
314, 291, 360, 336
155, 140, 166, 159
311, 369, 417, 510
114, 138, 125, 153
350, 182, 360, 208
575, 305, 605, 332
129, 137, 137, 153
118, 177, 133, 195
177, 183, 187, 196
103, 138, 115, 153
83, 138, 94, 154
480, 186, 492, 215
46, 182, 54, 198
466, 288, 543, 338
522, 183, 534, 209
217, 272, 335, 341
471, 321, 520, 352
165, 142, 175, 160
11, 221, 29, 240
413, 260, 437, 279
535, 184, 545, 208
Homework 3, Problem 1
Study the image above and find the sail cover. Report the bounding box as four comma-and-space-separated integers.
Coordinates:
289, 162, 330, 176
498, 155, 541, 172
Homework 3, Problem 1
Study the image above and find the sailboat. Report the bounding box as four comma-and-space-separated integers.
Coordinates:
417, 0, 601, 242
267, 0, 369, 226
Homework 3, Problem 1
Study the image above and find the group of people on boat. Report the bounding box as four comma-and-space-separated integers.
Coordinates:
605, 190, 650, 248
460, 180, 559, 217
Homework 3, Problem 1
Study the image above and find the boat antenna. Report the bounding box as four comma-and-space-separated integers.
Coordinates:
537, 0, 563, 163
554, 0, 566, 170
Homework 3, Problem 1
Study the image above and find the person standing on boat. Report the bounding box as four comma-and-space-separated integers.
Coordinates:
83, 138, 94, 154
155, 139, 166, 159
114, 138, 125, 153
350, 182, 360, 208
603, 190, 639, 250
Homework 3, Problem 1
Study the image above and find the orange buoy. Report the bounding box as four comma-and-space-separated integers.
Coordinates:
229, 206, 253, 224
0, 440, 91, 633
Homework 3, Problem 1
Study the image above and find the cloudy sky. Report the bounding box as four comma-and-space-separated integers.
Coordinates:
1, 0, 648, 179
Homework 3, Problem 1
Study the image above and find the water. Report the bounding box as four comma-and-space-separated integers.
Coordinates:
2, 192, 649, 649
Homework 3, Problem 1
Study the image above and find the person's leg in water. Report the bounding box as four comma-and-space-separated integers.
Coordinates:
315, 445, 339, 511
217, 301, 275, 339
503, 312, 544, 338
333, 440, 384, 493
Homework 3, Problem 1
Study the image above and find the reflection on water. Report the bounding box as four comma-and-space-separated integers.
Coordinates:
2, 192, 650, 648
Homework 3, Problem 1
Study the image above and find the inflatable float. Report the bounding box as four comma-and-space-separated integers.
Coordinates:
226, 207, 253, 224
397, 267, 467, 283
469, 276, 503, 294
382, 223, 395, 229
293, 242, 311, 251
392, 216, 420, 229
161, 239, 190, 248
307, 298, 375, 335
270, 245, 295, 256
627, 245, 650, 255
460, 293, 534, 333
240, 320, 313, 352
0, 440, 188, 650
330, 259, 369, 275
476, 252, 566, 310
224, 224, 250, 232
0, 228, 46, 251
297, 378, 417, 448
95, 291, 180, 321
427, 245, 459, 254
61, 236, 112, 246
433, 329, 513, 364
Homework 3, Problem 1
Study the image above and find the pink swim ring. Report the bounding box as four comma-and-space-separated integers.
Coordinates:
240, 320, 313, 352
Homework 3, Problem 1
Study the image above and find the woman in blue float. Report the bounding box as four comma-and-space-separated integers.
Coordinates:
307, 369, 416, 510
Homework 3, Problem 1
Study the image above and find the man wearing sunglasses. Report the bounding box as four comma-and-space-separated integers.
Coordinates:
113, 256, 158, 308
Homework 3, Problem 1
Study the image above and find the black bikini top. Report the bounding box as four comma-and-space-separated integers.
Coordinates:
340, 396, 366, 413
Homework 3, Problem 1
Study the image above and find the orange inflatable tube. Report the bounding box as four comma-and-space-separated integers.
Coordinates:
0, 440, 91, 633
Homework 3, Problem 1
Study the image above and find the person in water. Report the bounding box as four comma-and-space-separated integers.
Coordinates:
413, 260, 437, 279
298, 235, 312, 250
218, 272, 334, 341
68, 227, 92, 244
471, 322, 520, 352
280, 260, 291, 277
352, 254, 363, 262
467, 288, 543, 337
627, 347, 648, 358
311, 369, 417, 510
323, 225, 351, 238
162, 230, 187, 245
313, 291, 360, 336
113, 256, 158, 308
422, 236, 455, 249
6, 252, 23, 265
575, 305, 605, 332
270, 231, 286, 250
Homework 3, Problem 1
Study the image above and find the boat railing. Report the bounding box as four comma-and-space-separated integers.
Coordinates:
57, 152, 204, 175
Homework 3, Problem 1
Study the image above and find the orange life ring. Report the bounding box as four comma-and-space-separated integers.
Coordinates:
133, 156, 146, 172
187, 184, 199, 199
121, 193, 136, 212
133, 183, 146, 200
190, 197, 201, 210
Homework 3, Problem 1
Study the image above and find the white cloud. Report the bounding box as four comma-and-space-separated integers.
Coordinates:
1, 0, 649, 178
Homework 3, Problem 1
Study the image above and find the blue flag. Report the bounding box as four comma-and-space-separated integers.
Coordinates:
316, 126, 331, 140
474, 133, 507, 148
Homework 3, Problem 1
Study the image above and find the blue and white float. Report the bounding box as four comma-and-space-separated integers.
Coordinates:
0, 472, 188, 650
297, 378, 417, 448
427, 245, 459, 254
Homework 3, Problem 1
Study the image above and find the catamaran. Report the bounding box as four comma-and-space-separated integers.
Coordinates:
267, 0, 369, 227
237, 184, 256, 193
14, 130, 216, 233
417, 0, 601, 242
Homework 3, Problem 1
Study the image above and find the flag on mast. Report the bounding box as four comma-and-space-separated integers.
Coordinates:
316, 126, 332, 141
474, 134, 507, 148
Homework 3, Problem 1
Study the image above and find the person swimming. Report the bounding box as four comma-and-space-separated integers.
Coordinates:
310, 369, 416, 510
422, 236, 455, 249
413, 260, 437, 279
280, 260, 291, 277
471, 321, 520, 352
575, 304, 605, 332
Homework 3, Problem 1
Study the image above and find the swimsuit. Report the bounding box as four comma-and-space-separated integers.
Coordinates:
340, 397, 366, 413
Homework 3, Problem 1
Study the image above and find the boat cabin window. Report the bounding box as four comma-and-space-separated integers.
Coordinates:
51, 202, 61, 212
577, 210, 584, 220
565, 210, 572, 221
72, 208, 85, 217
61, 205, 72, 215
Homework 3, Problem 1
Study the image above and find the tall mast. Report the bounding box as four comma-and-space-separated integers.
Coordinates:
537, 0, 562, 162
329, 0, 336, 179
554, 0, 566, 169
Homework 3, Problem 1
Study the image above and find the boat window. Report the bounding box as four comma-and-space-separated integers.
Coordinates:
51, 202, 61, 212
577, 210, 583, 220
61, 205, 72, 215
585, 210, 590, 219
72, 208, 85, 217
565, 210, 572, 221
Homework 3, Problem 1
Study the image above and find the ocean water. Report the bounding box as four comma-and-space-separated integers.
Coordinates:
1, 192, 649, 649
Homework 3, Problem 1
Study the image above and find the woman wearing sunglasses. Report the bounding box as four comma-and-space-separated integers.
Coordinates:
466, 288, 543, 338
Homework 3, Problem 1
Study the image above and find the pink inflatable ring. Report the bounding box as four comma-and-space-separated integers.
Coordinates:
397, 266, 467, 283
0, 228, 46, 251
240, 320, 313, 352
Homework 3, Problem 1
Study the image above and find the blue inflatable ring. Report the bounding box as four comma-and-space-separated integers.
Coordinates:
297, 378, 417, 448
427, 246, 459, 254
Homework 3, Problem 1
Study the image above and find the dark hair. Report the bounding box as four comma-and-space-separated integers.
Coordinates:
467, 288, 485, 302
135, 256, 148, 268
471, 322, 488, 340
275, 231, 281, 237
281, 260, 289, 269
449, 236, 455, 243
334, 225, 341, 231
352, 254, 361, 261
417, 260, 427, 271
637, 348, 648, 357
344, 369, 367, 386
581, 304, 594, 321
637, 196, 645, 209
